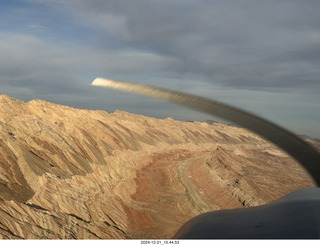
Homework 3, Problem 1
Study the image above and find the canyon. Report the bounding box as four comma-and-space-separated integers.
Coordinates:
0, 94, 316, 239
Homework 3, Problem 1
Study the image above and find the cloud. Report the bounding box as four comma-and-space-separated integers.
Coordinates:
51, 0, 320, 93
0, 32, 178, 98
0, 0, 319, 137
13, 0, 319, 94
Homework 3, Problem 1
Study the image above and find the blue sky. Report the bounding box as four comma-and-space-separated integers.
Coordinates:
0, 0, 319, 138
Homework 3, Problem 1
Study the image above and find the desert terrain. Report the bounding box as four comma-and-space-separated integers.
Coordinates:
0, 94, 316, 239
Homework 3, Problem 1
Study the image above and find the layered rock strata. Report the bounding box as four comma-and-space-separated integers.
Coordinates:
0, 94, 315, 239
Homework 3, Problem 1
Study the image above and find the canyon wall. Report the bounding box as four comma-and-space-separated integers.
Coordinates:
0, 95, 315, 239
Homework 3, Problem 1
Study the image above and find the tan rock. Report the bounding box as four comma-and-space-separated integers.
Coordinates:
0, 94, 315, 239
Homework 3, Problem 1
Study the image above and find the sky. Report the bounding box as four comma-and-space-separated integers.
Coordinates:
0, 0, 319, 138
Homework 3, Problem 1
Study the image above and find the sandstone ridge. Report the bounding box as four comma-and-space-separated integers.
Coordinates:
0, 94, 315, 239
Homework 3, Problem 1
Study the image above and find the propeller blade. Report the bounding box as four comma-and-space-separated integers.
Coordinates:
92, 77, 320, 186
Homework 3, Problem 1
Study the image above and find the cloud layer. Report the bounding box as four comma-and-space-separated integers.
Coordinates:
0, 0, 319, 137
65, 0, 320, 90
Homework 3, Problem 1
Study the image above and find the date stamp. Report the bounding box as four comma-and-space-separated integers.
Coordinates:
141, 240, 179, 245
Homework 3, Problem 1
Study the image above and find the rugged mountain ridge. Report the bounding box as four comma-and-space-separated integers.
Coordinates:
0, 94, 315, 239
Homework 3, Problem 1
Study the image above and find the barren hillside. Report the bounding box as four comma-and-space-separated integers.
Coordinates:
0, 94, 315, 239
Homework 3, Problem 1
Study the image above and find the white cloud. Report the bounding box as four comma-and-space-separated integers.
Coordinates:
0, 32, 179, 96
41, 0, 320, 92
1, 0, 319, 137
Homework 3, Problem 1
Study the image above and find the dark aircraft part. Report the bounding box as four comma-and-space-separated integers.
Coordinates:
173, 187, 320, 239
92, 78, 320, 238
92, 78, 320, 186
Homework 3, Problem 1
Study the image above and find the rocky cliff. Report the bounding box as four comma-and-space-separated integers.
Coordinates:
0, 94, 315, 239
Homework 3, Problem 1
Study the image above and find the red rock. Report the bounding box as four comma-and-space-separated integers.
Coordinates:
0, 94, 315, 239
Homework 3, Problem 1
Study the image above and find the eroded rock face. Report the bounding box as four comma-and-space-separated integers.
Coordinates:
0, 94, 316, 239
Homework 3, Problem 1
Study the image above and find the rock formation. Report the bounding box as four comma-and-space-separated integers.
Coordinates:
0, 94, 316, 239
